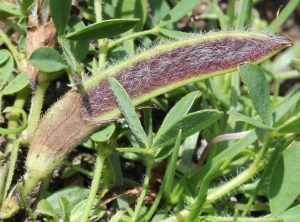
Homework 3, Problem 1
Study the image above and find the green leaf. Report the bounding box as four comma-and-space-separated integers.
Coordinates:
0, 50, 10, 64
292, 58, 300, 73
148, 0, 175, 29
91, 124, 116, 142
62, 15, 89, 62
227, 110, 276, 131
65, 19, 139, 41
37, 199, 59, 222
114, 0, 147, 54
235, 0, 252, 28
269, 142, 300, 216
211, 2, 227, 29
71, 199, 105, 222
49, 0, 72, 36
158, 28, 194, 39
164, 130, 182, 200
114, 0, 147, 32
0, 51, 13, 91
239, 63, 273, 126
277, 204, 300, 222
109, 77, 149, 148
0, 1, 19, 15
268, 0, 300, 32
158, 0, 201, 28
153, 110, 223, 148
1, 72, 29, 95
58, 196, 71, 222
271, 42, 300, 73
155, 91, 200, 140
277, 108, 300, 134
273, 86, 300, 123
46, 185, 89, 219
59, 39, 83, 74
29, 47, 68, 72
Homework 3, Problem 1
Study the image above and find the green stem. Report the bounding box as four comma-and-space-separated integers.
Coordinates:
107, 28, 160, 50
241, 136, 284, 216
26, 74, 50, 143
0, 29, 23, 71
94, 0, 107, 69
63, 160, 93, 177
65, 67, 75, 85
114, 147, 155, 154
3, 139, 20, 202
132, 155, 154, 221
17, 183, 36, 221
4, 87, 30, 154
205, 136, 272, 206
1, 17, 26, 34
80, 143, 108, 222
205, 79, 218, 162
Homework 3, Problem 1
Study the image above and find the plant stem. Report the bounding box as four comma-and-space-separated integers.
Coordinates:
3, 139, 20, 202
205, 79, 218, 162
0, 29, 23, 71
241, 135, 283, 216
25, 73, 50, 143
132, 155, 154, 221
80, 142, 108, 222
107, 28, 160, 50
94, 0, 107, 69
205, 136, 272, 206
4, 87, 30, 154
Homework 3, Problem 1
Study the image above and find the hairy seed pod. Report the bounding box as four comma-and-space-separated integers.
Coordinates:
21, 30, 292, 205
82, 31, 292, 121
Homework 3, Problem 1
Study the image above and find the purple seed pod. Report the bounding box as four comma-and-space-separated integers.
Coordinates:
82, 31, 292, 122
19, 30, 291, 209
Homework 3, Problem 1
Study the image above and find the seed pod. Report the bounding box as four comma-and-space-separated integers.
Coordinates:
23, 31, 291, 200
82, 31, 292, 121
